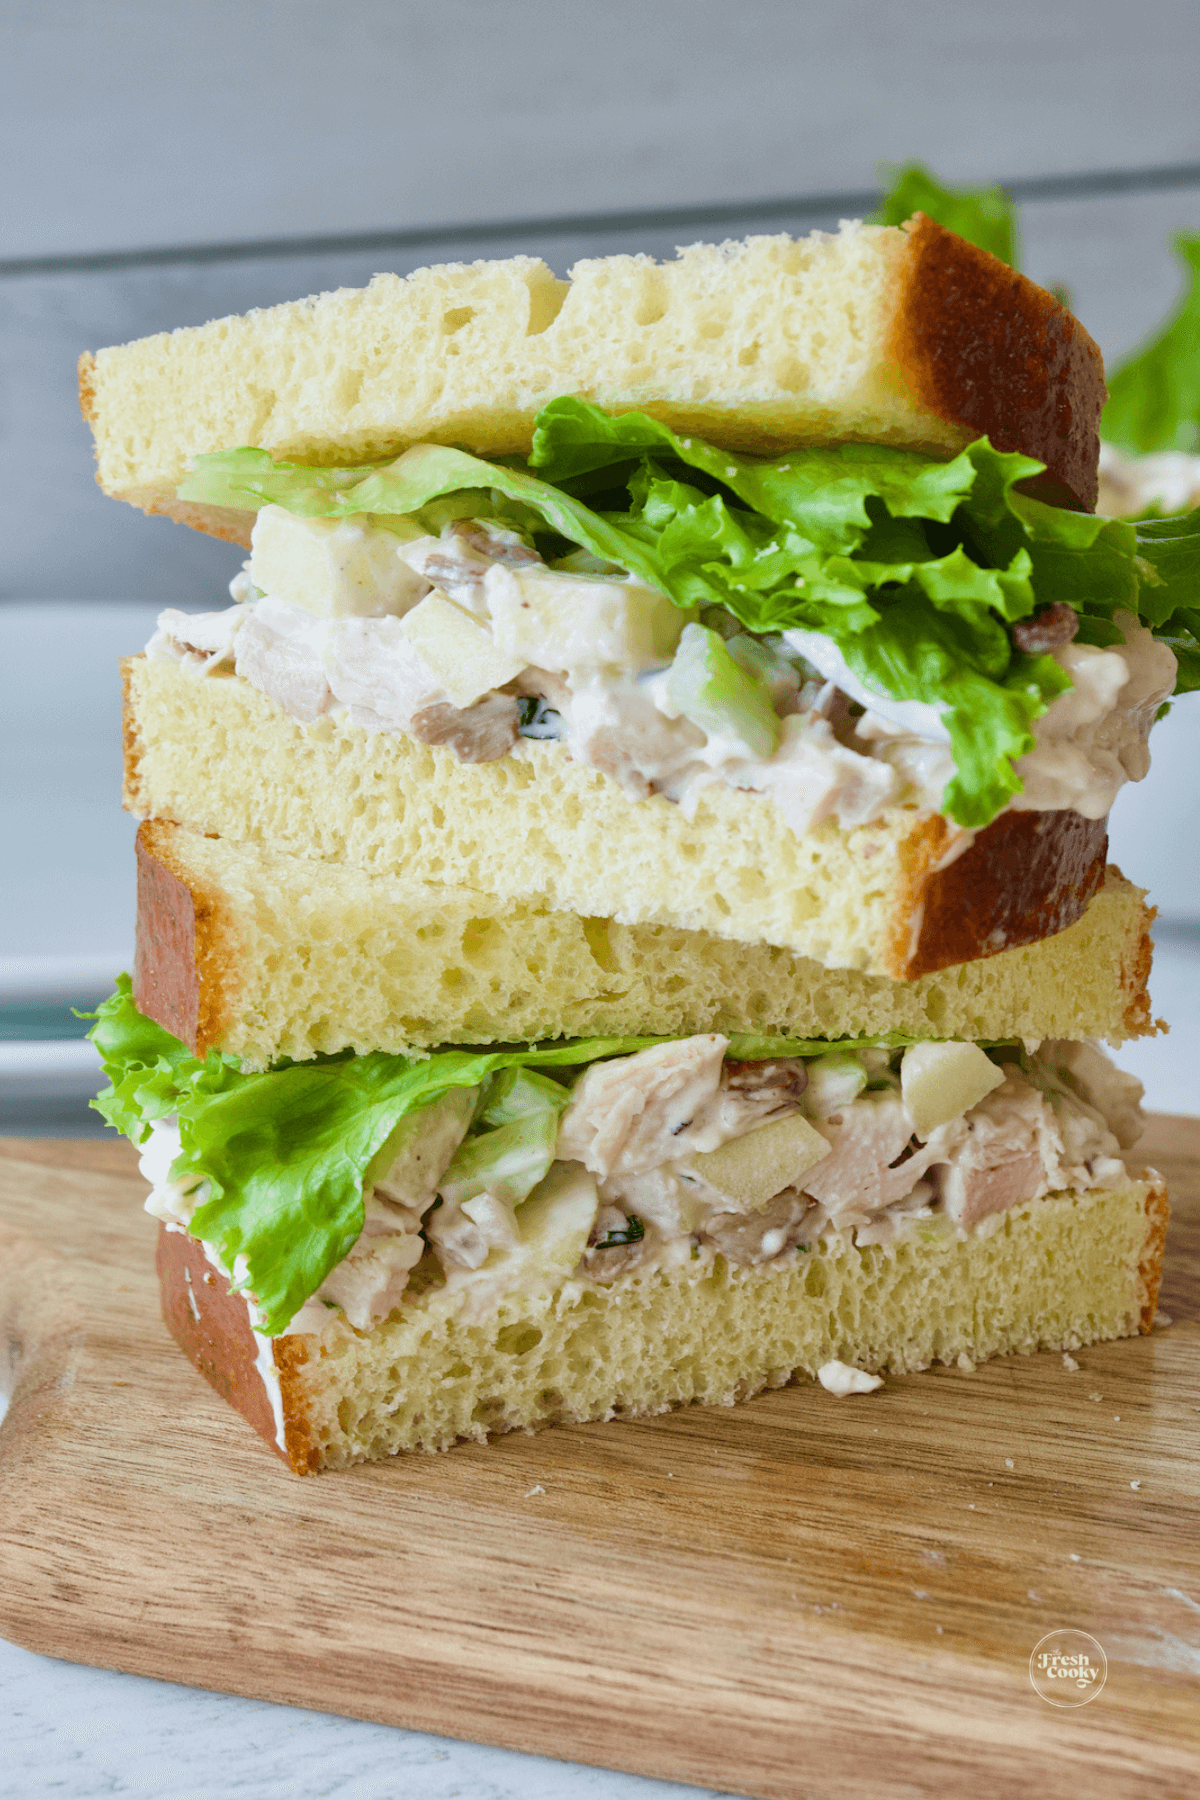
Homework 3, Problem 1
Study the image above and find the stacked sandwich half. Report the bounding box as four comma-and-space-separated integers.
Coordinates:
82, 215, 1193, 1472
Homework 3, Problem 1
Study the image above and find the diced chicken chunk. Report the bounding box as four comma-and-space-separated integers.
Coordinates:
801, 1093, 939, 1225
933, 1072, 1051, 1227
234, 596, 332, 721
556, 1035, 729, 1176
146, 603, 250, 673
940, 1149, 1045, 1229
1042, 1040, 1145, 1150
325, 614, 443, 730
314, 1196, 426, 1329
326, 618, 519, 759
561, 678, 706, 800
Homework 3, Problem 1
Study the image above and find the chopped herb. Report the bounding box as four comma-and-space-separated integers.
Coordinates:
594, 1213, 646, 1250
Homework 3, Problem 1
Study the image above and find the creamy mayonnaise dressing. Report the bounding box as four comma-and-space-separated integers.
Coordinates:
147, 506, 1175, 833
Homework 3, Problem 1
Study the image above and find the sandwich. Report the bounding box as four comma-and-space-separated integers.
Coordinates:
80, 214, 1184, 1471
84, 215, 1197, 978
93, 969, 1164, 1474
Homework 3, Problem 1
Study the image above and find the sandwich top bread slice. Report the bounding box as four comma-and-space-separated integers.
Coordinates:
134, 819, 1158, 1069
92, 216, 1198, 977
91, 979, 1165, 1472
81, 214, 1105, 522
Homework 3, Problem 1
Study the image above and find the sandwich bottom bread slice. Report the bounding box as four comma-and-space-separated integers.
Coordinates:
92, 985, 1167, 1473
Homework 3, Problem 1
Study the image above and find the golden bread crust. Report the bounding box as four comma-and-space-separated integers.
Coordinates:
157, 1226, 317, 1473
120, 656, 146, 815
134, 819, 242, 1056
1136, 1176, 1171, 1333
77, 351, 97, 426
895, 806, 1109, 980
891, 215, 1106, 511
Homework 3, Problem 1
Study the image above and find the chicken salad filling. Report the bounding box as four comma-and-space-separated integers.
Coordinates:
157, 402, 1198, 835
136, 1030, 1145, 1340
148, 507, 1175, 839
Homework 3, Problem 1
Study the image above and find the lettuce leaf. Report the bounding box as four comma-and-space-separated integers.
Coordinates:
180, 399, 1199, 827
91, 981, 912, 1334
1103, 233, 1200, 454
871, 162, 1019, 268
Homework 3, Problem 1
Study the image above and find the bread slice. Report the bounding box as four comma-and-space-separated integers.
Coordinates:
134, 819, 1157, 1068
80, 214, 1104, 531
158, 1173, 1168, 1472
123, 656, 1109, 982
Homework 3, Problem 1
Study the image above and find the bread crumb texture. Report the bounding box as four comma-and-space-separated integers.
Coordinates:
85, 225, 974, 530
129, 658, 956, 974
150, 820, 1155, 1066
276, 1179, 1165, 1469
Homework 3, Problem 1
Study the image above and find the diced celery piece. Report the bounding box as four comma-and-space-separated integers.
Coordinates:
476, 1066, 572, 1127
439, 1108, 561, 1208
664, 623, 781, 757
803, 1053, 868, 1118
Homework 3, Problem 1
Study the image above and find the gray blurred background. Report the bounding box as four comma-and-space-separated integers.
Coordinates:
2, 0, 1199, 1127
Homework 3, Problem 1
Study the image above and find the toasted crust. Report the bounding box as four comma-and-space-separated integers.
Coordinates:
897, 805, 1109, 980
82, 220, 1102, 541
156, 1226, 313, 1470
1136, 1174, 1171, 1333
77, 351, 97, 426
133, 820, 242, 1054
120, 656, 146, 815
891, 215, 1105, 512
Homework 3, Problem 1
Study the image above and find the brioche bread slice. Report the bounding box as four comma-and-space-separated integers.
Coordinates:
158, 1173, 1168, 1472
134, 820, 1156, 1069
80, 215, 1104, 534
123, 656, 1108, 982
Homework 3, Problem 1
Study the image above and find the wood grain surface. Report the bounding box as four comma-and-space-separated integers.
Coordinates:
1, 1120, 1197, 1800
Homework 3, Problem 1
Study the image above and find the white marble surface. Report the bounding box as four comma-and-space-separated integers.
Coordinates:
0, 1636, 734, 1800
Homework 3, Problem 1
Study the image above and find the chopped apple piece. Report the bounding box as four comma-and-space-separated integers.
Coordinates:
248, 505, 429, 618
679, 1112, 830, 1212
517, 1162, 600, 1277
484, 564, 689, 677
900, 1041, 1005, 1138
399, 591, 526, 707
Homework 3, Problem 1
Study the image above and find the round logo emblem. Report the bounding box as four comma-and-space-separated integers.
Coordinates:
1029, 1630, 1107, 1706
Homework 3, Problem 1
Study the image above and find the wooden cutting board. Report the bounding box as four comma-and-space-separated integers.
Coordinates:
1, 1122, 1198, 1800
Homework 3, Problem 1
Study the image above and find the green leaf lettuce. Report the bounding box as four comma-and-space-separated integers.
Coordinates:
179, 396, 1199, 827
